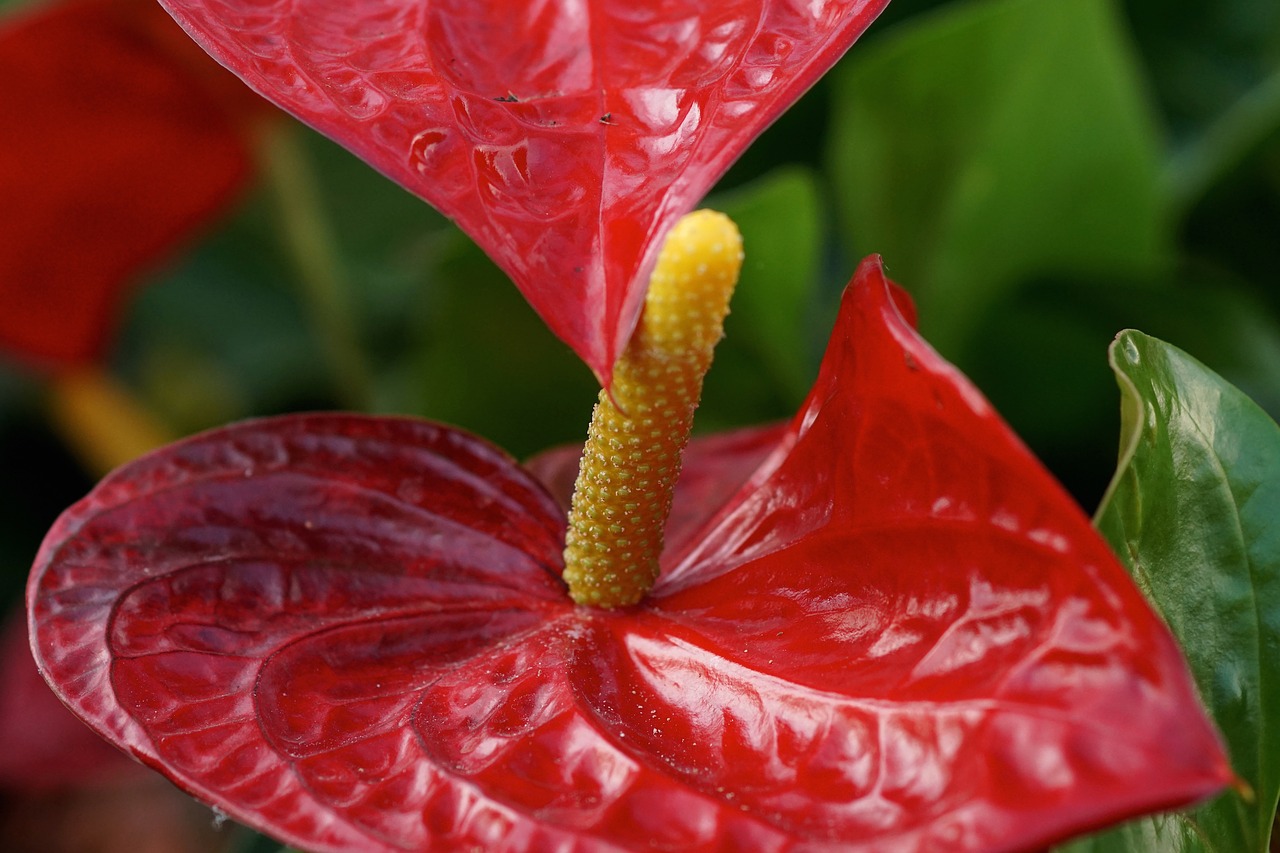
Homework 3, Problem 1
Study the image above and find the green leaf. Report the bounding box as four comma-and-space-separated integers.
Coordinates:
1124, 0, 1280, 141
703, 167, 825, 417
1060, 331, 1280, 851
826, 0, 1169, 358
394, 232, 600, 460
120, 186, 332, 429
959, 266, 1280, 507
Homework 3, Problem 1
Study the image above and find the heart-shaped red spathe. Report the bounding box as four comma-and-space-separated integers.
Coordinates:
0, 0, 261, 370
29, 258, 1229, 852
154, 0, 890, 382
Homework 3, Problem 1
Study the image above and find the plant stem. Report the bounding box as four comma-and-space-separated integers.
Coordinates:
258, 123, 373, 411
46, 368, 173, 476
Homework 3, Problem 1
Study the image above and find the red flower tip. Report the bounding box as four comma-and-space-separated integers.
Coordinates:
151, 0, 892, 380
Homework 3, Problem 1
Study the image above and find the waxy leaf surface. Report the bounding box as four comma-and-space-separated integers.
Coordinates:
30, 260, 1229, 852
0, 0, 258, 369
154, 0, 890, 381
1061, 332, 1280, 852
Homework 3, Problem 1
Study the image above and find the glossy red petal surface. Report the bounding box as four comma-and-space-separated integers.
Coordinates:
154, 0, 889, 381
0, 0, 256, 369
29, 266, 1229, 851
29, 414, 572, 851
640, 256, 1232, 848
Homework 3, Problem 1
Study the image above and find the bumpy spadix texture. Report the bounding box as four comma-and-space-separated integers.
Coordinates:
564, 210, 742, 607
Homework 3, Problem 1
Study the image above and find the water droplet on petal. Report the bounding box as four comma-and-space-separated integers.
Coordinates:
1121, 335, 1141, 366
409, 129, 448, 174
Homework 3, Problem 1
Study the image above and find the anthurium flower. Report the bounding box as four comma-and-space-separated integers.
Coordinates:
153, 0, 891, 382
29, 238, 1230, 851
0, 0, 263, 370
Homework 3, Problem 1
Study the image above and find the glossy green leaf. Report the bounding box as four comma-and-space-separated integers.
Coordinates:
826, 0, 1168, 358
1060, 331, 1280, 852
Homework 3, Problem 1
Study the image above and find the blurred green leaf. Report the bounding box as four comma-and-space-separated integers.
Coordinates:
962, 266, 1280, 506
1123, 0, 1280, 141
1059, 332, 1280, 851
826, 0, 1169, 358
1164, 66, 1280, 222
394, 232, 599, 459
704, 167, 824, 417
121, 125, 461, 431
119, 186, 333, 431
0, 0, 35, 15
227, 822, 300, 853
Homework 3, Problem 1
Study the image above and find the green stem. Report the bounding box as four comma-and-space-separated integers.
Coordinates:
1165, 64, 1280, 224
258, 124, 373, 410
47, 368, 174, 476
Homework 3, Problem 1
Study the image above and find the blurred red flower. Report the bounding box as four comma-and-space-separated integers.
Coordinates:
0, 0, 266, 370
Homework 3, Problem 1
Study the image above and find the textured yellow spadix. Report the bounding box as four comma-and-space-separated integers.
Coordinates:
563, 210, 743, 607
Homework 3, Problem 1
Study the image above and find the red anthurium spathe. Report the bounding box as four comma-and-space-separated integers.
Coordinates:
0, 0, 262, 369
154, 0, 890, 382
29, 258, 1230, 852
